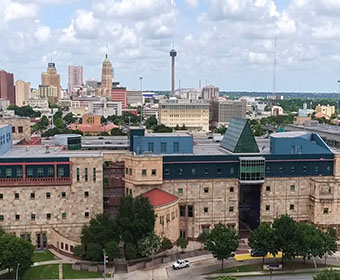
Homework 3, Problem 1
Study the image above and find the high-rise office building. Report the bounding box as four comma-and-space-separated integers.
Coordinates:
202, 85, 219, 100
41, 63, 61, 100
15, 80, 30, 106
0, 70, 15, 105
68, 66, 83, 94
100, 55, 113, 99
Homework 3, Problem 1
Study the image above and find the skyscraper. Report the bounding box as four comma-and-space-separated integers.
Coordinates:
170, 49, 177, 97
100, 54, 113, 99
41, 63, 61, 100
15, 80, 31, 106
68, 66, 83, 94
0, 70, 15, 105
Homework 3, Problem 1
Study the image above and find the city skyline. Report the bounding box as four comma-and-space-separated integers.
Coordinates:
2, 0, 340, 92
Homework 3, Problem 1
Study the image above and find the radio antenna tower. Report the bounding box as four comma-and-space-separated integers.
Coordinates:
273, 36, 277, 101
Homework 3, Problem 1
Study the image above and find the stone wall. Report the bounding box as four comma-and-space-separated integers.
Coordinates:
0, 117, 31, 142
154, 200, 179, 242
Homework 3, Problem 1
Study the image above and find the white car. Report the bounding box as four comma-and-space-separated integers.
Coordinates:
172, 259, 189, 270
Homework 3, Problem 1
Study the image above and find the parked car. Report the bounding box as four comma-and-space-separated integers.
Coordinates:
172, 259, 189, 270
250, 249, 266, 257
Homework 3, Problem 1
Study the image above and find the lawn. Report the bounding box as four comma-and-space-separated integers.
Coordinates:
33, 250, 56, 262
1, 264, 107, 280
220, 264, 262, 273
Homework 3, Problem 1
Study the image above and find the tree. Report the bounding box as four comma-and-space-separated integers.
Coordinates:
145, 116, 158, 129
137, 232, 161, 258
0, 234, 34, 276
81, 213, 118, 261
161, 237, 173, 251
153, 124, 173, 133
110, 128, 126, 136
273, 215, 298, 263
314, 269, 340, 280
54, 118, 65, 129
72, 245, 85, 258
105, 240, 120, 262
63, 112, 76, 125
115, 195, 155, 246
0, 226, 5, 236
204, 224, 239, 270
125, 243, 138, 260
197, 232, 208, 244
7, 105, 41, 117
217, 125, 227, 135
321, 228, 337, 265
176, 237, 188, 253
248, 222, 277, 265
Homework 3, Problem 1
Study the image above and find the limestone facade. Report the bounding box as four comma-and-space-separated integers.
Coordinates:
0, 117, 31, 142
154, 200, 179, 242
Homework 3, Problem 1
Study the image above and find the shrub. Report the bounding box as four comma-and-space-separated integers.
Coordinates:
125, 243, 138, 260
161, 238, 173, 251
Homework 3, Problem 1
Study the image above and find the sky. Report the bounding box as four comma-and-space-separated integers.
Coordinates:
1, 0, 340, 92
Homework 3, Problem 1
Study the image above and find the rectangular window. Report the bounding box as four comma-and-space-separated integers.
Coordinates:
217, 168, 222, 175
148, 142, 154, 152
303, 166, 307, 173
165, 169, 170, 176
204, 168, 208, 175
161, 142, 167, 153
37, 168, 44, 178
151, 169, 156, 176
62, 213, 66, 219
229, 206, 234, 212
18, 126, 23, 133
31, 214, 36, 221
85, 212, 89, 218
291, 166, 295, 173
27, 168, 33, 178
230, 167, 234, 174
173, 142, 179, 153
6, 168, 12, 178
166, 214, 170, 222
290, 185, 295, 192
290, 204, 295, 210
15, 193, 19, 199
76, 168, 80, 182
0, 194, 3, 200
279, 167, 283, 173
266, 205, 270, 211
204, 187, 209, 193
178, 188, 183, 195
125, 167, 128, 175
129, 168, 132, 175
46, 192, 51, 199
93, 168, 96, 182
324, 208, 329, 214
84, 191, 89, 198
48, 167, 54, 177
142, 169, 147, 176
61, 192, 66, 198
266, 186, 271, 192
191, 168, 196, 175
16, 168, 23, 178
188, 205, 194, 217
57, 167, 65, 177
12, 126, 15, 133
30, 192, 35, 199
178, 168, 183, 175
85, 168, 88, 182
0, 215, 3, 221
15, 214, 20, 221
160, 216, 164, 224
180, 206, 185, 217
46, 213, 51, 220
230, 187, 234, 192
204, 207, 209, 213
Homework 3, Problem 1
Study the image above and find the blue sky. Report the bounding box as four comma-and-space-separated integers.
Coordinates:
1, 0, 340, 92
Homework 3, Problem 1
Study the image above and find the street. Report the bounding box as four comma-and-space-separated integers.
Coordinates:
240, 273, 315, 280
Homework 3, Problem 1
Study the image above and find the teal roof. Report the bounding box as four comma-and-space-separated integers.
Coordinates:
103, 54, 110, 63
220, 118, 259, 153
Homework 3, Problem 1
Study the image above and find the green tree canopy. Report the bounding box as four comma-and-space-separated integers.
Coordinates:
110, 128, 126, 136
314, 269, 340, 280
63, 112, 76, 125
7, 105, 41, 117
204, 224, 239, 270
248, 222, 277, 265
145, 116, 158, 129
176, 237, 188, 253
153, 124, 173, 133
0, 233, 34, 276
137, 232, 161, 259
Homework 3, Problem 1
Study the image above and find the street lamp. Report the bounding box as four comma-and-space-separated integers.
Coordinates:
15, 263, 20, 280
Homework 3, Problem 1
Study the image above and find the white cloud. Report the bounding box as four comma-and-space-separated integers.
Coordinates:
3, 1, 38, 23
34, 26, 51, 42
185, 0, 199, 8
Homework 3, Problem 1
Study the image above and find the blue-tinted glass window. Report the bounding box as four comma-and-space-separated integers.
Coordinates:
173, 142, 179, 153
161, 142, 167, 153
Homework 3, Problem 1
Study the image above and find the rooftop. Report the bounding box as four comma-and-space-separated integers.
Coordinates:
142, 188, 178, 207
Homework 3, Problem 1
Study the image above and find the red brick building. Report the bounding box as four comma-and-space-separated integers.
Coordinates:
0, 70, 15, 105
111, 82, 127, 109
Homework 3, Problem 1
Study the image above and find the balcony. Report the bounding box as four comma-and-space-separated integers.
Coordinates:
0, 176, 72, 187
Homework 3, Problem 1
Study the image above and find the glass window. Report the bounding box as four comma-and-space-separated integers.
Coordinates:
37, 168, 44, 178
0, 194, 3, 200
125, 167, 128, 174
173, 142, 179, 153
16, 168, 23, 178
85, 212, 89, 218
151, 169, 156, 176
85, 168, 88, 182
178, 168, 183, 175
303, 166, 307, 173
217, 168, 222, 175
62, 213, 66, 219
291, 166, 295, 173
204, 207, 208, 213
290, 185, 295, 192
229, 206, 234, 212
30, 192, 35, 199
148, 142, 154, 152
129, 168, 132, 175
15, 214, 20, 221
178, 188, 183, 195
290, 204, 295, 210
323, 208, 329, 214
31, 214, 35, 221
48, 167, 54, 177
204, 168, 208, 175
61, 192, 66, 198
18, 126, 23, 133
6, 168, 12, 178
46, 213, 51, 220
279, 167, 283, 173
230, 187, 234, 192
57, 167, 65, 177
266, 205, 270, 211
230, 167, 234, 174
84, 191, 89, 198
204, 187, 209, 193
165, 169, 170, 176
142, 169, 147, 176
27, 168, 33, 178
15, 193, 19, 199
0, 215, 4, 221
188, 205, 194, 217
76, 168, 80, 181
93, 168, 96, 182
180, 205, 185, 217
160, 216, 164, 224
161, 142, 167, 153
266, 186, 271, 192
191, 168, 196, 175
46, 192, 51, 199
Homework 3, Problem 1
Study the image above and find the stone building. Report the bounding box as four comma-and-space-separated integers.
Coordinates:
0, 117, 31, 143
41, 63, 61, 101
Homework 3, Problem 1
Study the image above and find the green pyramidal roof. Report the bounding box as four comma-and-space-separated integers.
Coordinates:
220, 118, 259, 153
103, 54, 110, 63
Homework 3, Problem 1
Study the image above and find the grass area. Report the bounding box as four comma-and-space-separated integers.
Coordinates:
1, 264, 108, 280
32, 250, 56, 262
220, 264, 262, 273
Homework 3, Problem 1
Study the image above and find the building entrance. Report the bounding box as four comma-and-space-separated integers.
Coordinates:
238, 184, 261, 237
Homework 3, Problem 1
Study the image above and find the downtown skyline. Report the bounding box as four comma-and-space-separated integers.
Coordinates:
1, 0, 340, 92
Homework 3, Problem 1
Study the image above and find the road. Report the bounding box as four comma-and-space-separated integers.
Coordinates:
240, 273, 315, 280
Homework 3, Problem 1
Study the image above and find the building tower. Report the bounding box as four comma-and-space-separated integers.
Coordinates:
170, 49, 177, 97
68, 66, 83, 94
41, 62, 61, 100
101, 54, 113, 99
0, 70, 15, 105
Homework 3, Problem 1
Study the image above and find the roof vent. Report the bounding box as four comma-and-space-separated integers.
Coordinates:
45, 145, 50, 153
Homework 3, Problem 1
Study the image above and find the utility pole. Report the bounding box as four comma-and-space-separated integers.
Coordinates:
15, 263, 20, 280
103, 249, 107, 280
